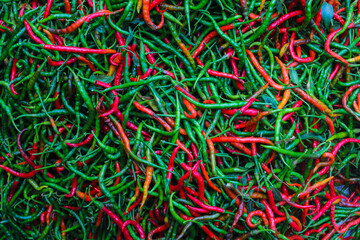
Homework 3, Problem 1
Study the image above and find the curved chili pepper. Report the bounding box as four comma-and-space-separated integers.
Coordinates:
142, 0, 165, 30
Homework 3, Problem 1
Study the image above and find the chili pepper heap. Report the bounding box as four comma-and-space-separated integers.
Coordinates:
1, 0, 360, 239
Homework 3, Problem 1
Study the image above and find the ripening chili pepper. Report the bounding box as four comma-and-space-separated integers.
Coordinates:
298, 176, 334, 198
47, 10, 117, 34
142, 0, 165, 30
183, 98, 197, 119
133, 101, 193, 158
193, 24, 236, 59
311, 196, 347, 221
342, 84, 360, 122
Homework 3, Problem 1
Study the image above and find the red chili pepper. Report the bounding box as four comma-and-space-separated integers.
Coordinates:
47, 56, 78, 66
101, 206, 132, 240
124, 193, 143, 215
9, 58, 18, 95
174, 85, 199, 102
289, 33, 315, 63
210, 136, 274, 145
63, 206, 82, 211
172, 161, 200, 191
311, 196, 347, 221
246, 50, 284, 90
64, 177, 77, 198
166, 146, 180, 180
246, 210, 269, 228
7, 180, 19, 203
267, 188, 285, 217
46, 204, 53, 225
200, 225, 220, 240
325, 23, 355, 66
181, 163, 204, 201
339, 217, 360, 233
44, 0, 54, 19
196, 57, 242, 81
200, 163, 222, 193
40, 211, 46, 225
260, 200, 277, 231
94, 81, 119, 117
64, 0, 71, 14
66, 131, 94, 147
43, 44, 117, 54
267, 10, 304, 31
113, 109, 150, 137
53, 34, 64, 45
24, 20, 45, 44
121, 220, 145, 239
47, 10, 117, 34
187, 194, 226, 213
153, 204, 165, 222
147, 222, 169, 240
0, 165, 38, 178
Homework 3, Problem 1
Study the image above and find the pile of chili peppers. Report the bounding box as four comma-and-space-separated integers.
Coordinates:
1, 0, 360, 239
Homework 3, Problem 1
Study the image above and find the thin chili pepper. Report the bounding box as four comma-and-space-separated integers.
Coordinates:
44, 0, 54, 19
122, 220, 145, 239
24, 19, 45, 44
343, 84, 360, 121
325, 23, 355, 66
64, 0, 71, 14
200, 163, 221, 193
166, 146, 180, 180
289, 33, 315, 63
246, 210, 269, 228
211, 137, 274, 145
47, 10, 118, 34
148, 222, 169, 240
181, 162, 205, 201
43, 44, 117, 54
64, 177, 77, 198
186, 194, 226, 213
94, 81, 119, 117
143, 0, 165, 30
246, 50, 283, 90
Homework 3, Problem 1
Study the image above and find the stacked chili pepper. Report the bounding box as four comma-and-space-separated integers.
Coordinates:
1, 0, 360, 239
